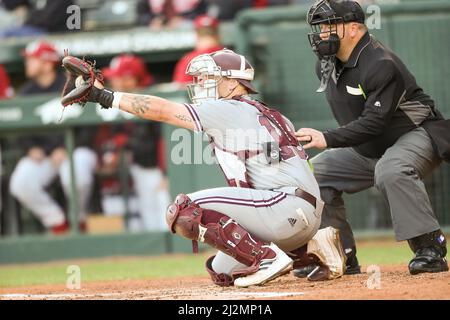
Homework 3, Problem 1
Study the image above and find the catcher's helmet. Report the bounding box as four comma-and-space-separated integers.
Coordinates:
185, 49, 257, 104
307, 0, 365, 58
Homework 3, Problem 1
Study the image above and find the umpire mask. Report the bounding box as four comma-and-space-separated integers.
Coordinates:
307, 0, 365, 58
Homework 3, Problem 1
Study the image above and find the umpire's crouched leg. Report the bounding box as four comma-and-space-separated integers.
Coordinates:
374, 127, 448, 274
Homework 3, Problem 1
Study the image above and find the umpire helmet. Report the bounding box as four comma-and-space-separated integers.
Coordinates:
307, 0, 365, 58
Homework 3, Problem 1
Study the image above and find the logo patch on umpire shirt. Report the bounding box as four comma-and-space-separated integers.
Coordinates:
288, 218, 297, 227
346, 85, 363, 96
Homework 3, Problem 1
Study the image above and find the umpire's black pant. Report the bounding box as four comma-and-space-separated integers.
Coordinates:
312, 127, 442, 255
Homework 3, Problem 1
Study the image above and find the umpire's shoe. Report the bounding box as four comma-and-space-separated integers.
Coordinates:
408, 230, 449, 275
293, 248, 361, 278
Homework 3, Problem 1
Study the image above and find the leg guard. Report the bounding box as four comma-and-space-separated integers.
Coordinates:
205, 255, 234, 287
166, 193, 276, 269
204, 255, 264, 287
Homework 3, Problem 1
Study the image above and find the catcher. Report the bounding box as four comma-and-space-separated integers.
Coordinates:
61, 49, 347, 287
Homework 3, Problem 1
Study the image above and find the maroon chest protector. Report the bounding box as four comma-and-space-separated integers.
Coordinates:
233, 96, 309, 161
209, 96, 309, 189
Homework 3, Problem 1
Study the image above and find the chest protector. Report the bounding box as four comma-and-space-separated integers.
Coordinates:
211, 96, 308, 188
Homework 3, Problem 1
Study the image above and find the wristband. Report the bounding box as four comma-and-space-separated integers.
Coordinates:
112, 92, 124, 109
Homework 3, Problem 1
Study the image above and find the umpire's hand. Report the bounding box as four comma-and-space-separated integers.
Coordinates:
295, 128, 327, 150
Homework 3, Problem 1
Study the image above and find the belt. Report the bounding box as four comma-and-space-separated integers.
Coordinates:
295, 188, 317, 208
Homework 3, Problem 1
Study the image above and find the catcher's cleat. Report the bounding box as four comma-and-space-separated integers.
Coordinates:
234, 243, 293, 288
297, 227, 347, 281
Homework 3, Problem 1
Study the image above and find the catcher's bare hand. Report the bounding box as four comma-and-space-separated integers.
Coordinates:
296, 128, 327, 150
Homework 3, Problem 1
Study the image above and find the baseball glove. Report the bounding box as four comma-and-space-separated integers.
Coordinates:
61, 55, 113, 108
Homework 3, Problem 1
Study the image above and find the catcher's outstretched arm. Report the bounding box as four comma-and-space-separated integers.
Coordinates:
116, 92, 195, 131
60, 55, 195, 131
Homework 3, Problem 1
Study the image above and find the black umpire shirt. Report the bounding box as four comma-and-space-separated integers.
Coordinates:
319, 31, 442, 159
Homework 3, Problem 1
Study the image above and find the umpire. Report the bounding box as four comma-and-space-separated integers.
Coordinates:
295, 0, 449, 276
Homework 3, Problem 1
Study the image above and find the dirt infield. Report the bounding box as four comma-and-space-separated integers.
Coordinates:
1, 264, 449, 300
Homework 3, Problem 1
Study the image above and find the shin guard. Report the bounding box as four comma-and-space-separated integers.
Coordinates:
166, 194, 276, 269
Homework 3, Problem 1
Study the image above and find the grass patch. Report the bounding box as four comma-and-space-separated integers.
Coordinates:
0, 239, 413, 288
0, 254, 208, 288
357, 242, 411, 265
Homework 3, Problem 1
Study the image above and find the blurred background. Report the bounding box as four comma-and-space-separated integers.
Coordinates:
0, 0, 449, 264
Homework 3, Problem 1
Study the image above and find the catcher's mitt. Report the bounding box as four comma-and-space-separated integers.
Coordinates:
61, 55, 113, 108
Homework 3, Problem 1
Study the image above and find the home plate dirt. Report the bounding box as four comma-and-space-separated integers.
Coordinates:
1, 265, 449, 300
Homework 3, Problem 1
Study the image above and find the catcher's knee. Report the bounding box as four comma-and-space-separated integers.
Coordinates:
165, 193, 200, 239
165, 193, 225, 239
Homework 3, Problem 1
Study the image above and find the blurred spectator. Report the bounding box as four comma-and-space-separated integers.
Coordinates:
103, 54, 154, 91
19, 41, 65, 95
9, 41, 97, 235
0, 0, 74, 38
252, 0, 290, 7
290, 0, 313, 4
0, 64, 14, 99
100, 54, 170, 232
137, 0, 207, 30
0, 0, 27, 31
206, 0, 252, 21
56, 128, 98, 232
173, 15, 223, 84
94, 123, 138, 227
205, 0, 289, 20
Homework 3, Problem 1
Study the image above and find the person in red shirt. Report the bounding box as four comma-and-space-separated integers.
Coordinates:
0, 64, 14, 99
172, 15, 223, 84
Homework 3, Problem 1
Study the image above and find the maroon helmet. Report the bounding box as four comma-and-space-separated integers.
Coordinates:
185, 49, 258, 103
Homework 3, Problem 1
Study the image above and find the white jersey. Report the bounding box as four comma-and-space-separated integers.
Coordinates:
184, 97, 320, 198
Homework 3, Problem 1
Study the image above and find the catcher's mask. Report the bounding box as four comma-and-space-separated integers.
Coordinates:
185, 49, 257, 104
307, 0, 365, 58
